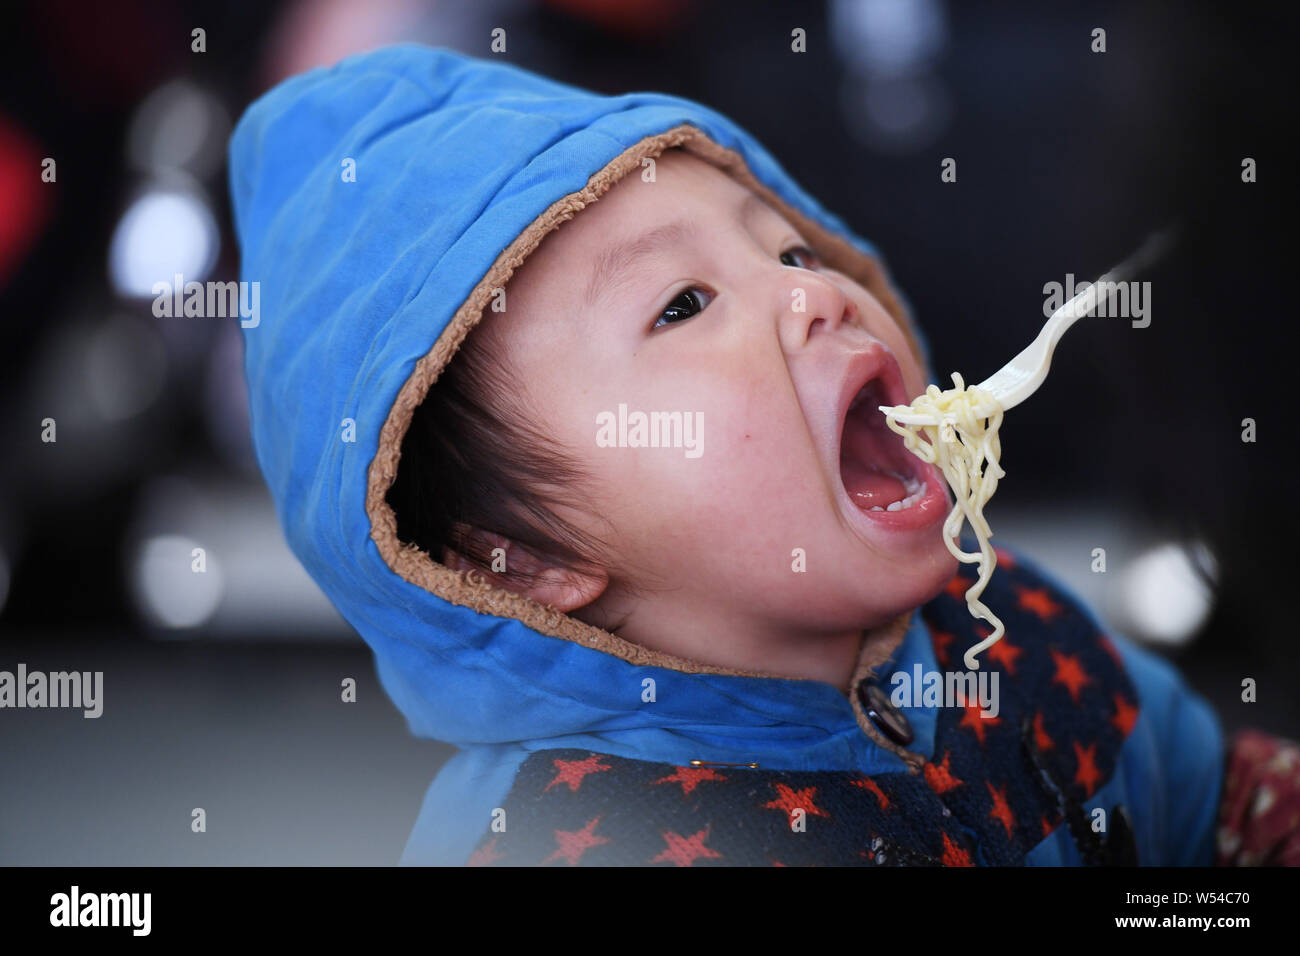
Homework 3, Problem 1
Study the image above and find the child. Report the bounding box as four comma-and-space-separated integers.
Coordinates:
228, 44, 1296, 866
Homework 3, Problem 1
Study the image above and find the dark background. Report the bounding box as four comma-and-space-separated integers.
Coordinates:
0, 0, 1293, 863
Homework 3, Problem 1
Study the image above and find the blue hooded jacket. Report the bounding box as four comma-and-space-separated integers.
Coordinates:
228, 44, 1224, 866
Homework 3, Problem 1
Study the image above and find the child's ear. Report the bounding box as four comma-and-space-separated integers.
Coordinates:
440, 529, 608, 613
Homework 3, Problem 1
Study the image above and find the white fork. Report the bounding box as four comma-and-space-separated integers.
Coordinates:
882, 229, 1175, 425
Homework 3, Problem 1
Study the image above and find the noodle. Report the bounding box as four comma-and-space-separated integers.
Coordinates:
882, 373, 1006, 670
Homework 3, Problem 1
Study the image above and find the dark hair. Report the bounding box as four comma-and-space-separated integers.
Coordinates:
386, 320, 613, 592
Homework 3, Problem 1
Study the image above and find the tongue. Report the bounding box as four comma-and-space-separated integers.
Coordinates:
841, 456, 907, 510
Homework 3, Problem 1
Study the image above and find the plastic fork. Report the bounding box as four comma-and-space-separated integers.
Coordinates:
881, 229, 1176, 425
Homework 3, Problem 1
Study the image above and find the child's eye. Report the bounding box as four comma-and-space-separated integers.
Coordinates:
652, 288, 713, 329
780, 245, 821, 270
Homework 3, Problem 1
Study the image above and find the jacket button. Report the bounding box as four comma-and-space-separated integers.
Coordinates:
858, 680, 914, 747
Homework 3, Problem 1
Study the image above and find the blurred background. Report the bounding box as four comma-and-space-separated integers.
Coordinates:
0, 0, 1293, 864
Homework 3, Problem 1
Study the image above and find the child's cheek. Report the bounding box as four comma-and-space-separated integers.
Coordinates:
854, 289, 929, 395
890, 328, 928, 398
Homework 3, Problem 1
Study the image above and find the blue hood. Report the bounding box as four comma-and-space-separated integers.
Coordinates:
228, 43, 935, 750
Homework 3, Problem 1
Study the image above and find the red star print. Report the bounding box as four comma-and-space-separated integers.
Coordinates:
945, 575, 971, 601
1073, 741, 1102, 796
959, 700, 1001, 746
543, 754, 612, 793
993, 546, 1017, 568
543, 816, 610, 866
1040, 815, 1053, 840
1016, 587, 1063, 621
987, 782, 1017, 840
982, 627, 1022, 674
931, 630, 956, 667
467, 836, 505, 867
1050, 649, 1093, 703
940, 831, 974, 866
850, 775, 890, 809
1033, 711, 1055, 752
652, 765, 727, 796
763, 783, 830, 819
651, 826, 723, 867
1111, 693, 1139, 736
924, 751, 964, 794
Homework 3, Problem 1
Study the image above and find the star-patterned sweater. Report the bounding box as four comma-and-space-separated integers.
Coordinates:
452, 548, 1223, 866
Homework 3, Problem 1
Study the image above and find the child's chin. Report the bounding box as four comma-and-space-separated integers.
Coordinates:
913, 536, 961, 583
872, 540, 960, 604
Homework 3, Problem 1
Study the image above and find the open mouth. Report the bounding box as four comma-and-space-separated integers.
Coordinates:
839, 377, 930, 512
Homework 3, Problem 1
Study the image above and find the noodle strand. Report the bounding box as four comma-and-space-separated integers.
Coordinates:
883, 373, 1006, 670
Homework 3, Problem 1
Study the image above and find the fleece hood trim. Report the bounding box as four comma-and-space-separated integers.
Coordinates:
366, 122, 925, 668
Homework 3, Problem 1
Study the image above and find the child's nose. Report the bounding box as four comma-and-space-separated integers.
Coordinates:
775, 270, 860, 352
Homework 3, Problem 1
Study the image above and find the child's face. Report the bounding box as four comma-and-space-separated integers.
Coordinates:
478, 149, 957, 674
